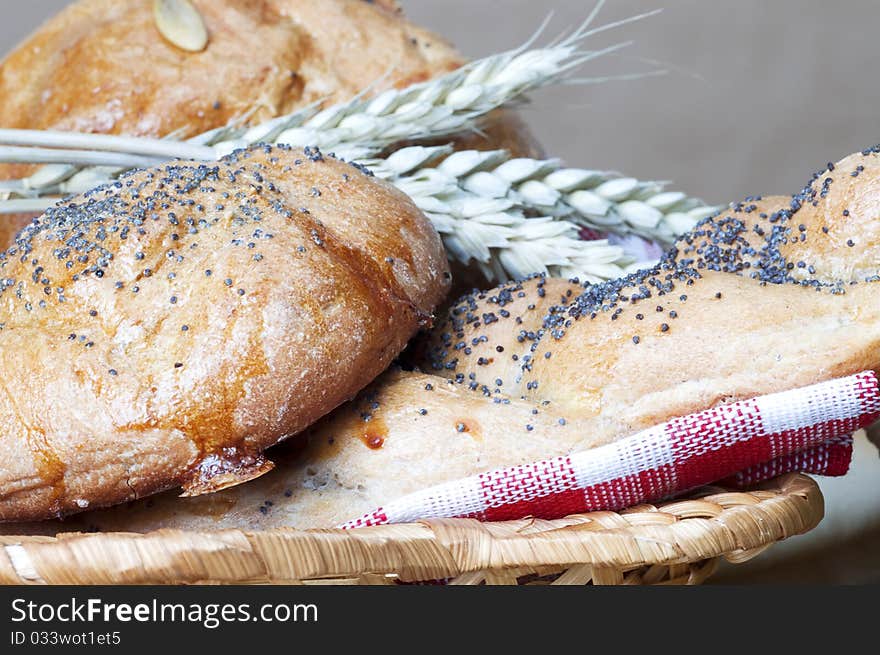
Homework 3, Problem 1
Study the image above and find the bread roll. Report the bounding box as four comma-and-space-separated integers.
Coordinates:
0, 0, 541, 247
0, 144, 450, 522
7, 148, 879, 534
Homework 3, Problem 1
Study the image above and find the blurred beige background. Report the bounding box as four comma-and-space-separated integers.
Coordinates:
2, 1, 878, 582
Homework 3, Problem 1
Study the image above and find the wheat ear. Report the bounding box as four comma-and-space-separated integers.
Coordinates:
0, 140, 717, 281
364, 146, 720, 247
379, 158, 635, 282
0, 142, 639, 282
0, 3, 695, 280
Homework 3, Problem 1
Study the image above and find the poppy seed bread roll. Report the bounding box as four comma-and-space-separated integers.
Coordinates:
0, 144, 450, 522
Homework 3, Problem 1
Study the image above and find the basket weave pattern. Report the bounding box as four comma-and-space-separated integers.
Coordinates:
0, 474, 822, 585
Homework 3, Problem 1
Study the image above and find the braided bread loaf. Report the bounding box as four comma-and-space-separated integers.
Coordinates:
6, 147, 879, 533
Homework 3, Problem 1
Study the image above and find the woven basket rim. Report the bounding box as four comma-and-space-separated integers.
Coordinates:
0, 473, 823, 585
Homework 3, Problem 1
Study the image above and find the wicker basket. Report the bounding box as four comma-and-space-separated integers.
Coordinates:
0, 473, 822, 585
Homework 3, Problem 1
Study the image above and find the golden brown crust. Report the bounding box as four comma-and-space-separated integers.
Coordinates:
779, 151, 880, 283
419, 171, 880, 436
0, 145, 449, 522
0, 368, 599, 534
0, 0, 540, 248
0, 0, 460, 139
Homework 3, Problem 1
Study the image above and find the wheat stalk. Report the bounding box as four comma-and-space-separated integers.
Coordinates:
0, 143, 639, 282
0, 3, 702, 281
0, 141, 649, 282
0, 139, 716, 276
365, 146, 720, 247
0, 139, 718, 282
0, 134, 717, 281
214, 7, 661, 161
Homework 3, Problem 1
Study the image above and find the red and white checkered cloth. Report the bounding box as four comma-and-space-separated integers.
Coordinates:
342, 371, 880, 528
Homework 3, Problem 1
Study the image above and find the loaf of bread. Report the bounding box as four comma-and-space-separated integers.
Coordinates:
0, 0, 460, 139
5, 147, 879, 533
0, 0, 542, 247
0, 144, 450, 522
